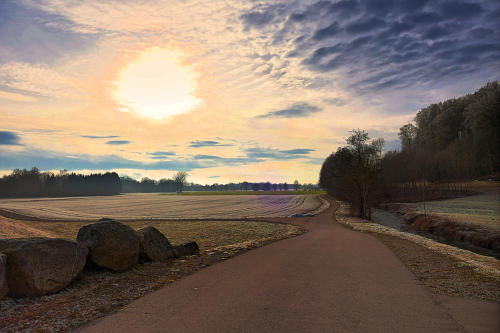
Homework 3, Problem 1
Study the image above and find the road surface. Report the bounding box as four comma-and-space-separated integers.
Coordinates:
79, 200, 499, 332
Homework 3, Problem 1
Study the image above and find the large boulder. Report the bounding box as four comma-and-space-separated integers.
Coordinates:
0, 238, 88, 297
77, 218, 140, 271
174, 241, 200, 257
137, 226, 175, 262
0, 253, 7, 299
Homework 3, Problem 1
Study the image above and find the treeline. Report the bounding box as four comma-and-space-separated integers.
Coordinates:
320, 81, 500, 218
121, 177, 318, 193
0, 167, 316, 198
384, 81, 499, 183
0, 168, 121, 198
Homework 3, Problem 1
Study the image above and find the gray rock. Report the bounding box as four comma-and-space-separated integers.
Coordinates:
174, 241, 200, 257
77, 218, 139, 271
137, 226, 175, 262
0, 253, 7, 299
0, 238, 88, 297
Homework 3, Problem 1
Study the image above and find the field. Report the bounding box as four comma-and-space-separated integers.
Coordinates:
179, 190, 326, 195
401, 193, 500, 230
0, 193, 325, 222
0, 214, 301, 251
0, 209, 306, 332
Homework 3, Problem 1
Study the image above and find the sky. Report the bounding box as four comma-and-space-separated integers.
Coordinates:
0, 0, 499, 184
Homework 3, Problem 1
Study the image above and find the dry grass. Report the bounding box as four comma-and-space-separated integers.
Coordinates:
375, 234, 500, 302
0, 218, 296, 250
0, 193, 324, 221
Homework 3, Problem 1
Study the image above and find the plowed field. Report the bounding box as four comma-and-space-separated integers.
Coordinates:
0, 193, 324, 221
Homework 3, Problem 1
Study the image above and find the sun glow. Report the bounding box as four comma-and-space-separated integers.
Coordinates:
114, 48, 202, 120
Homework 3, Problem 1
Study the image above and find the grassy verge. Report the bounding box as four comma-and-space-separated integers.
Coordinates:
176, 190, 326, 195
0, 219, 306, 332
335, 202, 500, 302
374, 233, 500, 302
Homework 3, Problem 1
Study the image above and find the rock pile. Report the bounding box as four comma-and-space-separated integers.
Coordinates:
174, 241, 200, 257
0, 253, 7, 299
77, 218, 140, 271
0, 238, 88, 297
137, 226, 175, 262
0, 218, 200, 299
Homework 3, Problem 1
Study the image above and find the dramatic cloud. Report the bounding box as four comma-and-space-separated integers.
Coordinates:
242, 0, 500, 95
0, 131, 21, 145
257, 102, 321, 118
0, 0, 498, 183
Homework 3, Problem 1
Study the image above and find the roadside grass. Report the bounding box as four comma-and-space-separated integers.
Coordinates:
8, 219, 296, 250
375, 233, 500, 302
176, 190, 326, 195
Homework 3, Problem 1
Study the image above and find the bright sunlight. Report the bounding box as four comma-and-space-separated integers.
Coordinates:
114, 48, 201, 120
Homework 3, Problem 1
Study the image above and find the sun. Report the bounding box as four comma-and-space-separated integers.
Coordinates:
114, 47, 202, 120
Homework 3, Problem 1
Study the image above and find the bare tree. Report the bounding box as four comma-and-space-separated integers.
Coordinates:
293, 180, 300, 191
173, 171, 188, 193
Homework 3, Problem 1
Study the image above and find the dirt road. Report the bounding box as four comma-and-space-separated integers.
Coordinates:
79, 200, 499, 333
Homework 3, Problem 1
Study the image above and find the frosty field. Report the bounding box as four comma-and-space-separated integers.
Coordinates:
0, 193, 324, 221
402, 193, 500, 230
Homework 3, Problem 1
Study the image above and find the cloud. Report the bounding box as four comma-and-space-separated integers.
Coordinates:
239, 0, 500, 96
313, 22, 339, 40
240, 11, 275, 29
189, 140, 232, 148
0, 90, 37, 102
0, 131, 21, 145
0, 61, 74, 98
345, 17, 386, 34
193, 154, 221, 160
280, 149, 315, 155
324, 98, 347, 106
245, 147, 314, 160
81, 135, 120, 139
0, 1, 96, 65
0, 148, 205, 171
257, 102, 321, 118
147, 151, 176, 157
105, 140, 131, 145
438, 1, 484, 19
